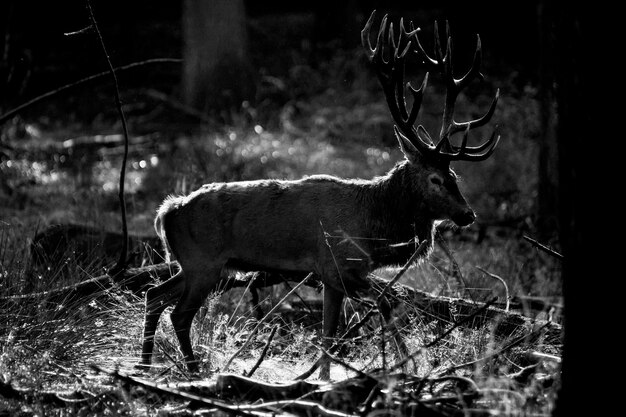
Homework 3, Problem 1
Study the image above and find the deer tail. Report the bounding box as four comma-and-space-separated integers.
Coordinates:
154, 196, 181, 262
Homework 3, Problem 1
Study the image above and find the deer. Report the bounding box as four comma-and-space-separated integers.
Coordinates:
138, 10, 500, 380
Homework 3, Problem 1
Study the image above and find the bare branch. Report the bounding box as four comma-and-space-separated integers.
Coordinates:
0, 59, 181, 125
223, 273, 314, 372
85, 0, 130, 276
245, 325, 279, 377
523, 235, 564, 259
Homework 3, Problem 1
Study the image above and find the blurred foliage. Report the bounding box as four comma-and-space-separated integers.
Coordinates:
0, 7, 561, 297
1, 9, 554, 251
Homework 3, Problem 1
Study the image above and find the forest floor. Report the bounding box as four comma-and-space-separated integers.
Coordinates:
0, 13, 562, 416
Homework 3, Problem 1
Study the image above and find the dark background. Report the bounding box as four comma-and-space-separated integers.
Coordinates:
1, 0, 543, 113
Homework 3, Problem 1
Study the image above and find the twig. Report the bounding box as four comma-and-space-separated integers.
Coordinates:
440, 322, 551, 375
523, 235, 564, 260
313, 344, 374, 380
423, 298, 496, 349
0, 378, 94, 406
155, 340, 191, 379
390, 297, 498, 372
342, 239, 430, 340
294, 356, 322, 380
90, 365, 267, 416
377, 238, 430, 300
144, 88, 214, 125
245, 325, 278, 377
223, 273, 314, 371
0, 59, 181, 125
229, 399, 354, 417
476, 266, 510, 312
530, 351, 561, 363
85, 0, 130, 275
435, 232, 469, 298
379, 314, 387, 374
297, 240, 430, 380
227, 273, 259, 327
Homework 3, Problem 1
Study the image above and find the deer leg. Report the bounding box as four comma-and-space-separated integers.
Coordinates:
377, 296, 414, 373
319, 284, 345, 380
170, 267, 221, 373
139, 270, 185, 367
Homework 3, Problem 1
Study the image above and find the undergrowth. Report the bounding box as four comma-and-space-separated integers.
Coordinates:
0, 22, 561, 415
0, 214, 561, 415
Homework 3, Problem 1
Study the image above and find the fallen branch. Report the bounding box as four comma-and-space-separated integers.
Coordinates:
91, 366, 272, 416
2, 261, 562, 343
0, 377, 95, 407
211, 373, 322, 402
0, 262, 175, 303
372, 276, 562, 342
440, 322, 552, 375
154, 371, 468, 416
29, 223, 164, 271
390, 298, 499, 372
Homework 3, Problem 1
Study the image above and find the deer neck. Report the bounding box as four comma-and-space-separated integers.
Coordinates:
364, 160, 435, 243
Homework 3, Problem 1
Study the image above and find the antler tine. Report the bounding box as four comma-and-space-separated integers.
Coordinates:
388, 21, 397, 53
407, 73, 428, 127
417, 124, 434, 146
373, 14, 389, 65
400, 18, 421, 41
362, 11, 434, 152
457, 34, 484, 91
433, 21, 444, 66
392, 34, 416, 121
412, 27, 438, 68
436, 36, 456, 152
361, 10, 377, 59
363, 12, 500, 163
448, 88, 499, 139
362, 11, 390, 66
433, 27, 499, 159
446, 127, 501, 161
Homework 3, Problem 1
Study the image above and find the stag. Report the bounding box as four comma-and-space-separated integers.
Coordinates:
138, 11, 500, 380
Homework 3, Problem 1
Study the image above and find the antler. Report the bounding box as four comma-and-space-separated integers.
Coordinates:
361, 10, 500, 162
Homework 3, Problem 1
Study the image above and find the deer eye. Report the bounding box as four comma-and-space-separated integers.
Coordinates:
429, 175, 443, 186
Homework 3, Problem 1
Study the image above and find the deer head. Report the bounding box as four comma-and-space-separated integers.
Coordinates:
362, 11, 500, 227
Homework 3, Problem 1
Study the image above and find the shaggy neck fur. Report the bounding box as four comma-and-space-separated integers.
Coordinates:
357, 159, 436, 257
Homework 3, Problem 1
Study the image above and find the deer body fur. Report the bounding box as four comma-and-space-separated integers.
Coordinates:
157, 162, 441, 284
140, 151, 475, 379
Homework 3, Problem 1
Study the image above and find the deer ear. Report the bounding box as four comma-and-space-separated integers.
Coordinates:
394, 127, 420, 162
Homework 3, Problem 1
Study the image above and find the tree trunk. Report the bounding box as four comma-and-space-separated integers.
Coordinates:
182, 0, 254, 115
536, 1, 559, 240
313, 0, 359, 46
552, 1, 602, 415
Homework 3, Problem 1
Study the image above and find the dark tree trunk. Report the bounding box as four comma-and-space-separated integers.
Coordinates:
552, 1, 603, 415
182, 0, 254, 115
535, 1, 559, 240
313, 0, 359, 47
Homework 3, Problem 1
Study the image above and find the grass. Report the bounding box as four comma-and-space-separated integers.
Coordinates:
0, 217, 561, 415
0, 31, 561, 415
